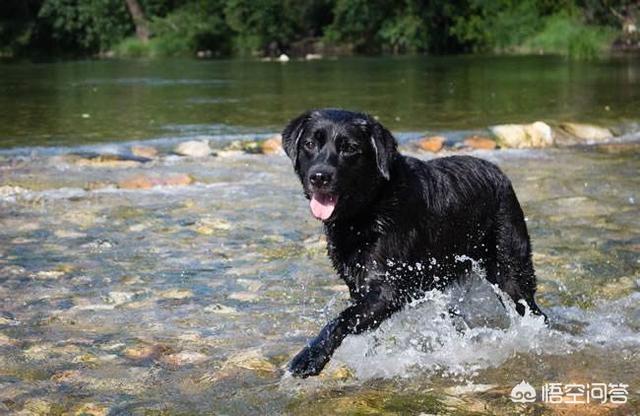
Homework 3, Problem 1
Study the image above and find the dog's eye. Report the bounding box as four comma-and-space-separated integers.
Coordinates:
340, 142, 360, 155
303, 140, 316, 151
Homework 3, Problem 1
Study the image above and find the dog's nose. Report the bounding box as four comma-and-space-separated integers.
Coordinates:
309, 171, 332, 187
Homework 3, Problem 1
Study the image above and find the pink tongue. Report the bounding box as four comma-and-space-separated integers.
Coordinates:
310, 194, 336, 220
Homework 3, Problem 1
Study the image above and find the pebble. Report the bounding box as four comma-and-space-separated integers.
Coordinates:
203, 304, 239, 314
228, 292, 259, 302
463, 136, 497, 150
174, 140, 212, 157
261, 135, 283, 154
131, 145, 159, 158
226, 349, 276, 372
160, 351, 208, 366
158, 288, 193, 300
417, 136, 445, 152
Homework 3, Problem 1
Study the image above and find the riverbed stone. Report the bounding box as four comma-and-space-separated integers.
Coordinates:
227, 349, 276, 372
491, 121, 553, 148
131, 145, 159, 158
174, 140, 212, 157
117, 173, 194, 189
463, 135, 497, 150
160, 350, 208, 367
261, 135, 283, 154
559, 122, 613, 141
417, 136, 445, 152
70, 153, 145, 168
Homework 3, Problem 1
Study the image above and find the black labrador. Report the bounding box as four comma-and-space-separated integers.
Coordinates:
282, 109, 546, 378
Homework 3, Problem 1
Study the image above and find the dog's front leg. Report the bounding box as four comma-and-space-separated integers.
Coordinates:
288, 284, 400, 378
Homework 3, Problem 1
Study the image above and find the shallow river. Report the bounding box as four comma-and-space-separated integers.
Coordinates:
0, 56, 639, 415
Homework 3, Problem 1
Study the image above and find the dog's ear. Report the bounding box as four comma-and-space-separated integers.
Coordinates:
282, 112, 311, 170
369, 119, 398, 180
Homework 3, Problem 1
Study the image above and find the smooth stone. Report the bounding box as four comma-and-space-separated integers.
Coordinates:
596, 142, 640, 154
203, 304, 239, 314
226, 349, 276, 372
21, 399, 53, 415
131, 145, 158, 158
261, 135, 283, 154
118, 173, 194, 189
417, 136, 445, 152
158, 288, 193, 300
228, 292, 259, 302
123, 343, 171, 361
69, 153, 147, 168
0, 185, 28, 197
160, 351, 208, 366
54, 229, 87, 239
560, 122, 613, 141
174, 140, 212, 157
31, 270, 65, 280
0, 333, 18, 346
237, 278, 262, 292
463, 135, 497, 150
104, 291, 134, 305
72, 403, 109, 416
491, 121, 553, 148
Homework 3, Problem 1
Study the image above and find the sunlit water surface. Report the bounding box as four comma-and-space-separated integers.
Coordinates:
0, 56, 639, 415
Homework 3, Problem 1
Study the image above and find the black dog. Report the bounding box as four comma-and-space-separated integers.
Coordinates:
282, 109, 546, 378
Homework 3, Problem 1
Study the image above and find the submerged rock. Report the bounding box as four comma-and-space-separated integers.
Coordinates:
174, 140, 212, 157
123, 343, 171, 361
158, 288, 193, 300
491, 122, 553, 148
595, 142, 640, 154
117, 173, 194, 189
203, 303, 239, 314
160, 350, 208, 367
72, 403, 109, 416
417, 136, 445, 152
463, 135, 497, 150
68, 153, 149, 168
131, 145, 159, 159
226, 349, 277, 373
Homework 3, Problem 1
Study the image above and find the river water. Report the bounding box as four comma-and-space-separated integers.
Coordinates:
0, 56, 639, 415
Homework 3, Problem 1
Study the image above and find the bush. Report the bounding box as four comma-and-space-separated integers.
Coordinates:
525, 13, 616, 59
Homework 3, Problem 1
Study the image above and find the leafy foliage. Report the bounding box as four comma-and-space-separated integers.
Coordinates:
0, 0, 632, 59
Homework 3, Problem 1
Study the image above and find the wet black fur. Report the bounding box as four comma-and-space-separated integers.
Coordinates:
282, 109, 546, 378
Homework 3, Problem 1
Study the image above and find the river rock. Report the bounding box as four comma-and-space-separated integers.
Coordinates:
72, 403, 109, 416
463, 136, 497, 150
560, 122, 613, 141
261, 135, 283, 154
131, 145, 159, 158
70, 153, 147, 168
123, 343, 171, 361
118, 173, 194, 189
160, 351, 208, 367
227, 349, 276, 372
596, 142, 640, 154
158, 288, 193, 300
174, 140, 212, 157
203, 303, 239, 314
490, 122, 553, 148
417, 136, 445, 152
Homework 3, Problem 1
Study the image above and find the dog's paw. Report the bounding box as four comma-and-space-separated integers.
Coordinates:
288, 346, 329, 378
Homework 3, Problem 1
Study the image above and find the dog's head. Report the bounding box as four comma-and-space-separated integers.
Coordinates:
282, 109, 398, 222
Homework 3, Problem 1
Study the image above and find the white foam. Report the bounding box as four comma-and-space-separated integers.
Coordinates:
331, 273, 639, 381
